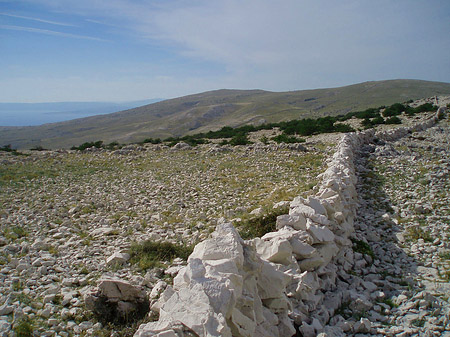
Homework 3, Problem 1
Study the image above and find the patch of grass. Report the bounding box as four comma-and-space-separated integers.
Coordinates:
440, 270, 450, 282
13, 317, 34, 337
78, 231, 93, 246
79, 265, 89, 275
351, 238, 375, 259
238, 206, 289, 239
380, 297, 398, 308
129, 240, 193, 270
411, 318, 426, 327
0, 161, 59, 186
15, 292, 33, 306
86, 313, 160, 337
439, 251, 450, 260
47, 245, 59, 256
12, 280, 25, 291
3, 226, 28, 240
334, 300, 368, 320
334, 301, 352, 318
80, 204, 97, 214
404, 226, 433, 242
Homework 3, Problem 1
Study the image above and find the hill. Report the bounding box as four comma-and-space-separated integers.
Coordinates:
1, 79, 450, 149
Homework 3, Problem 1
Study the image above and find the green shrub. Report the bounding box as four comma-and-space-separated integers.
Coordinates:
71, 140, 104, 151
260, 136, 269, 144
4, 226, 28, 240
382, 103, 407, 117
30, 146, 47, 151
0, 144, 23, 156
271, 134, 305, 144
333, 123, 355, 133
353, 108, 381, 119
228, 133, 252, 146
361, 118, 373, 129
130, 240, 193, 270
413, 103, 438, 113
140, 138, 162, 144
385, 116, 402, 124
105, 141, 120, 150
351, 238, 375, 259
371, 115, 385, 125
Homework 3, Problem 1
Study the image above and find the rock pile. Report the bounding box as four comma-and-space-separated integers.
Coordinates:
135, 108, 448, 336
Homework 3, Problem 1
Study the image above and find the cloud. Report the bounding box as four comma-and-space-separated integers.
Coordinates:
0, 24, 107, 41
0, 12, 75, 26
3, 0, 450, 101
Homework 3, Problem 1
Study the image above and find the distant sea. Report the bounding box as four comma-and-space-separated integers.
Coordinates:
0, 99, 163, 126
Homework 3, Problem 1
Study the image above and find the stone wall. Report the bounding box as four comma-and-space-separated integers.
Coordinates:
134, 110, 444, 337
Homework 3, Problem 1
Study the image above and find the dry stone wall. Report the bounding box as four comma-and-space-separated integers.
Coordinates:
134, 111, 444, 337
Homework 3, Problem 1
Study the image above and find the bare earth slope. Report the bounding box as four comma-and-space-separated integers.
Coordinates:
2, 79, 450, 149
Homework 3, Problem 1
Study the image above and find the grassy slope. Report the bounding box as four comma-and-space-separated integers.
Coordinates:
2, 79, 450, 149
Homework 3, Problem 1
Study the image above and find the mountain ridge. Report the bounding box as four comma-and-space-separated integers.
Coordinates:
2, 79, 450, 149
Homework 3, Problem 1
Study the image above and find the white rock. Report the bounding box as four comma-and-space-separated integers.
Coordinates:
250, 207, 264, 216
150, 281, 167, 300
353, 318, 371, 333
307, 197, 328, 216
255, 238, 293, 265
90, 227, 117, 237
97, 278, 146, 303
106, 252, 130, 266
0, 303, 14, 315
298, 257, 325, 271
290, 239, 316, 259
273, 201, 290, 209
276, 214, 307, 230
307, 222, 335, 243
315, 242, 339, 265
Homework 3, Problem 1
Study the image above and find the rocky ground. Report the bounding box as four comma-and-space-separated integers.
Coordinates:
0, 100, 449, 336
325, 114, 450, 335
0, 141, 329, 336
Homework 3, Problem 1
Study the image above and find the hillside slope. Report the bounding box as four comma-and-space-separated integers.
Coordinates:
2, 79, 450, 149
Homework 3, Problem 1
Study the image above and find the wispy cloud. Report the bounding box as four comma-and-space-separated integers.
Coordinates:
0, 24, 107, 41
2, 0, 449, 102
0, 12, 75, 27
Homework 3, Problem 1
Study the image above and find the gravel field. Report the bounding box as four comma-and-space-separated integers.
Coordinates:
0, 141, 330, 336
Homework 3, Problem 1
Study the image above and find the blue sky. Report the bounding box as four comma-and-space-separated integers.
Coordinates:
0, 0, 449, 103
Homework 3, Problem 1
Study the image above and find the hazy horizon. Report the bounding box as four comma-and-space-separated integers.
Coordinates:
0, 99, 163, 126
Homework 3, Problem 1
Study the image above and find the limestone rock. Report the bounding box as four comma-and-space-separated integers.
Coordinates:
106, 252, 130, 266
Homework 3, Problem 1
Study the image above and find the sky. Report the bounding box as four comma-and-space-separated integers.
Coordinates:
0, 0, 449, 103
